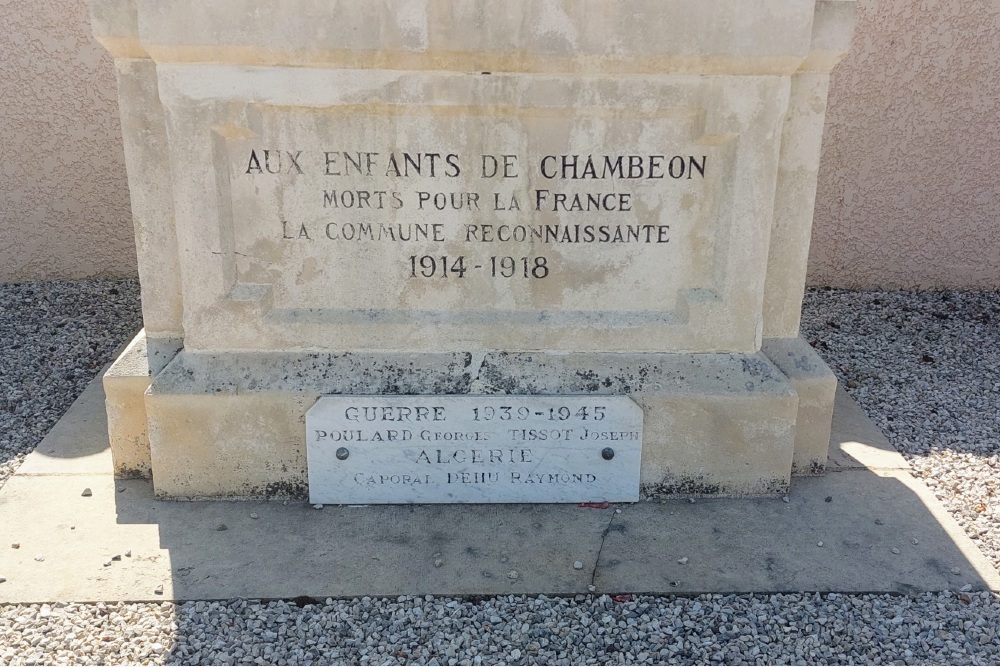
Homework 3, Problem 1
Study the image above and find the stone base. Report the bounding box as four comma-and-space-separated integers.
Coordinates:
103, 334, 839, 500
102, 330, 153, 478
762, 337, 838, 475
104, 344, 823, 501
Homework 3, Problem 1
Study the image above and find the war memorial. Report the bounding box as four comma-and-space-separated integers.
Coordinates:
89, 0, 858, 504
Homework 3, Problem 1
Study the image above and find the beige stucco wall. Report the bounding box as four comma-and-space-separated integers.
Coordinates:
808, 0, 1000, 289
2, 0, 999, 288
0, 0, 135, 281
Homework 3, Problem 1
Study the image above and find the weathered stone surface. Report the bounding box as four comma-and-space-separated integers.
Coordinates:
473, 352, 799, 496
146, 351, 795, 499
104, 53, 183, 371
92, 0, 854, 500
763, 1, 856, 339
87, 0, 856, 356
145, 351, 475, 499
102, 330, 152, 478
93, 0, 822, 74
762, 337, 838, 475
154, 68, 786, 355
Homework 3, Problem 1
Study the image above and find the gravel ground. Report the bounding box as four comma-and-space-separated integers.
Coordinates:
1, 281, 999, 665
1, 592, 997, 666
0, 281, 142, 488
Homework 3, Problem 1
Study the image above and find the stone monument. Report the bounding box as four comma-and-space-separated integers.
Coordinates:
92, 0, 856, 502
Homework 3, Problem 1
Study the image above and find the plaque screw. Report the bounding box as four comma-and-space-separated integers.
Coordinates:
601, 447, 615, 461
336, 447, 350, 461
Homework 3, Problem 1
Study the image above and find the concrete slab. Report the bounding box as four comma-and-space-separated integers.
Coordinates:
1, 375, 997, 603
828, 386, 910, 471
15, 371, 113, 476
597, 469, 992, 594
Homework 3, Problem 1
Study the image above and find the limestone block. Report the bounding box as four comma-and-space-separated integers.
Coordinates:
88, 0, 143, 59
88, 0, 858, 357
478, 352, 798, 496
91, 0, 185, 370
153, 67, 788, 355
102, 330, 152, 478
761, 337, 837, 475
146, 350, 797, 499
763, 0, 856, 339
146, 392, 310, 499
111, 58, 184, 371
90, 0, 853, 500
126, 0, 818, 75
145, 351, 476, 499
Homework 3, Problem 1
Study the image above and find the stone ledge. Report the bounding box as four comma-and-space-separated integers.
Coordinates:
90, 0, 852, 76
145, 349, 797, 499
762, 337, 838, 475
103, 330, 153, 478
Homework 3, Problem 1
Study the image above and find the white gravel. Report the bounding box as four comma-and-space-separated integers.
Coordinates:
1, 593, 998, 666
1, 281, 999, 665
0, 280, 142, 488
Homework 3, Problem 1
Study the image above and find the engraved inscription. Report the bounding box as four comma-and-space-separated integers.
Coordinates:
240, 149, 705, 281
227, 110, 717, 316
306, 396, 643, 504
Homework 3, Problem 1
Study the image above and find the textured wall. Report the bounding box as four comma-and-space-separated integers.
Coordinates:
3, 0, 1000, 288
808, 0, 1000, 288
0, 0, 135, 282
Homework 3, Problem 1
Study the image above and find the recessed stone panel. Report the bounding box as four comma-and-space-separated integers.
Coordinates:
156, 67, 789, 353
228, 110, 711, 317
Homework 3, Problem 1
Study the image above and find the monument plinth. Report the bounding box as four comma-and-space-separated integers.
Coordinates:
92, 0, 855, 501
